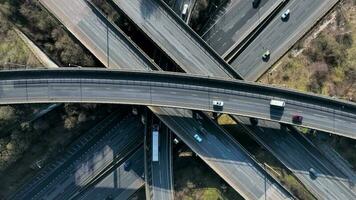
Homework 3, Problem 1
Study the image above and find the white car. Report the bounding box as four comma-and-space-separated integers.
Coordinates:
182, 4, 189, 16
194, 134, 203, 143
213, 100, 224, 107
309, 167, 317, 178
281, 9, 290, 20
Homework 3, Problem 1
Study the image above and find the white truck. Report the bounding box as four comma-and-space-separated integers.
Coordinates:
270, 99, 285, 107
152, 128, 159, 162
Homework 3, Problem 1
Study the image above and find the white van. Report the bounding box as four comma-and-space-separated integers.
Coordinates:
182, 4, 189, 16
213, 100, 224, 107
270, 99, 285, 107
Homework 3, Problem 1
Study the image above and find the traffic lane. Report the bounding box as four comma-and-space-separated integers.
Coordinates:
1, 78, 355, 138
151, 107, 293, 200
110, 0, 233, 78
171, 0, 190, 16
36, 116, 143, 199
42, 118, 143, 199
204, 0, 281, 56
11, 113, 124, 200
239, 118, 356, 199
198, 112, 293, 200
78, 147, 145, 200
40, 0, 154, 70
151, 127, 173, 200
312, 140, 356, 190
231, 0, 337, 81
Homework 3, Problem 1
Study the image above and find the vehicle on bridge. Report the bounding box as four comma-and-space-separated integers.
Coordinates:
292, 115, 303, 124
213, 100, 224, 109
250, 118, 259, 126
270, 99, 285, 108
309, 167, 317, 179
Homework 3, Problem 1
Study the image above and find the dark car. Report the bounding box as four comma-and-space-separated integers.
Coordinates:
292, 115, 303, 123
252, 0, 261, 8
262, 50, 270, 61
124, 161, 131, 171
309, 167, 317, 179
250, 118, 258, 126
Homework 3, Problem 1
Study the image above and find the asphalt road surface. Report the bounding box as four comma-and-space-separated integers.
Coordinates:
34, 0, 352, 198
37, 0, 284, 198
230, 0, 339, 81
151, 107, 293, 200
150, 127, 174, 200
236, 117, 356, 200
77, 147, 145, 200
38, 1, 251, 197
10, 112, 124, 200
110, 0, 238, 78
11, 115, 143, 200
39, 0, 156, 70
311, 134, 356, 188
203, 0, 284, 57
1, 69, 355, 138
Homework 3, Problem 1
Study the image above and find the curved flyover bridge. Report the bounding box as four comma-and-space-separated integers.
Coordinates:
0, 69, 355, 138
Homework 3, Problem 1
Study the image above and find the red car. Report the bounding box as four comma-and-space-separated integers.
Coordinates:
292, 115, 303, 123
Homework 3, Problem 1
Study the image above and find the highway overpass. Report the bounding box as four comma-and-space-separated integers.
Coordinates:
0, 69, 355, 139
40, 0, 285, 197
193, 0, 356, 197
152, 107, 293, 199
37, 2, 350, 198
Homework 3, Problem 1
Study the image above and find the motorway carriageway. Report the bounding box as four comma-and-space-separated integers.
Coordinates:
36, 0, 344, 198
10, 113, 143, 200
195, 0, 356, 197
229, 0, 339, 81
235, 116, 356, 199
202, 0, 285, 59
76, 146, 145, 200
0, 69, 355, 139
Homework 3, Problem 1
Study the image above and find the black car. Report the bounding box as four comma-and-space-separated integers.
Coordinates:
250, 118, 258, 126
124, 161, 131, 171
252, 0, 261, 8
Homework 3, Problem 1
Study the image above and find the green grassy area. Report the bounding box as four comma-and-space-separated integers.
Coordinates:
0, 0, 100, 67
259, 0, 355, 102
217, 115, 316, 200
260, 0, 356, 169
173, 147, 242, 200
0, 13, 41, 68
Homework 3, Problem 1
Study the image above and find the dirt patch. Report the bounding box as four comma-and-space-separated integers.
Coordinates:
260, 0, 356, 102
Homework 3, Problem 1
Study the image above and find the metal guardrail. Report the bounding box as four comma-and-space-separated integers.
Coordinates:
1, 69, 354, 108
0, 69, 355, 138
